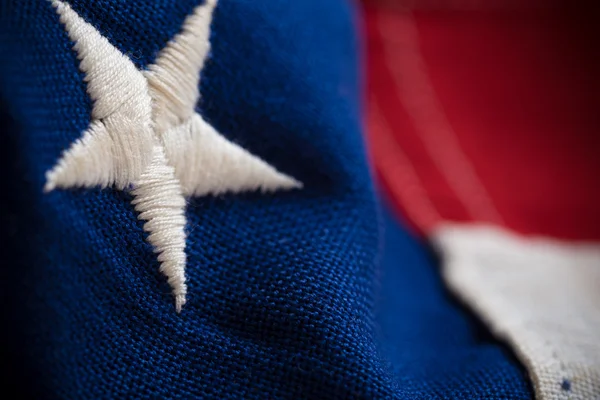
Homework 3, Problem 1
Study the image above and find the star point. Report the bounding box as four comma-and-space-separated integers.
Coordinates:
47, 0, 301, 311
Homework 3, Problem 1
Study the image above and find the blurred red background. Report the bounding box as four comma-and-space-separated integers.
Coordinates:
361, 0, 600, 240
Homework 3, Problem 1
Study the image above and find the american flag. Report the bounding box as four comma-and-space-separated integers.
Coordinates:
0, 0, 598, 398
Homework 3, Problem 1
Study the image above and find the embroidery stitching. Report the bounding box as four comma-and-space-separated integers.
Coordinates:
46, 0, 302, 312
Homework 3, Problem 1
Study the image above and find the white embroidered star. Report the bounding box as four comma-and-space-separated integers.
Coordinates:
46, 0, 302, 312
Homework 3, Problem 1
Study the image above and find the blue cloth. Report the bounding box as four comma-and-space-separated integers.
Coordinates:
376, 203, 532, 399
0, 0, 532, 398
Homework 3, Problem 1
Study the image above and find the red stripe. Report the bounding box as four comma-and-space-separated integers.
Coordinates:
368, 97, 441, 233
365, 6, 476, 232
363, 3, 600, 240
376, 10, 504, 225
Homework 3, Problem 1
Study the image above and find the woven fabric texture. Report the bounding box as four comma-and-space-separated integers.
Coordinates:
0, 1, 532, 398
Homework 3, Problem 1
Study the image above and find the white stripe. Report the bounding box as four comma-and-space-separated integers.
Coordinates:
434, 224, 600, 399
